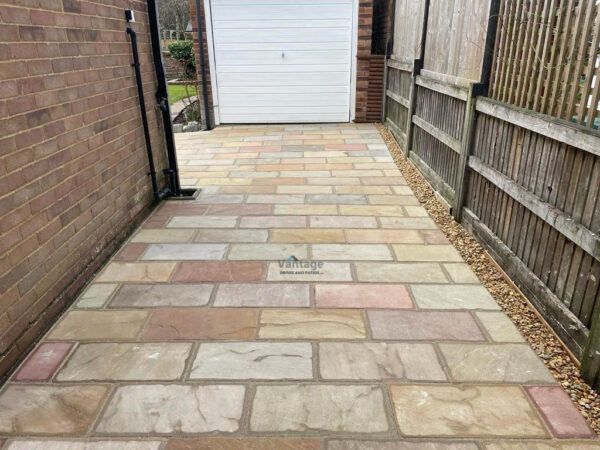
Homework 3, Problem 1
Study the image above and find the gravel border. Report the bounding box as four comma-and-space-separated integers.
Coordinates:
377, 123, 600, 434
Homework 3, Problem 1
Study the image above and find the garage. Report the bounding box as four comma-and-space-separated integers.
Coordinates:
204, 0, 357, 124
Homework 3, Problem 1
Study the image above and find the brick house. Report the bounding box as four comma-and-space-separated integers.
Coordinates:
0, 0, 176, 380
188, 0, 391, 126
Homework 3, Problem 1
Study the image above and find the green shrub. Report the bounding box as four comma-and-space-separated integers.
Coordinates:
168, 40, 195, 79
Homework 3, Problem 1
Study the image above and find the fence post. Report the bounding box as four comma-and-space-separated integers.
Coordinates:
403, 59, 422, 157
581, 305, 600, 389
452, 83, 482, 220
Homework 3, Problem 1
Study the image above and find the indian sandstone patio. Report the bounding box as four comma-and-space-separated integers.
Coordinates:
0, 124, 598, 450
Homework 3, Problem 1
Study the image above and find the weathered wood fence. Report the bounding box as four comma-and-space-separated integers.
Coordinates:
384, 0, 600, 387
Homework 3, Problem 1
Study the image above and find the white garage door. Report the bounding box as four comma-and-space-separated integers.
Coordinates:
208, 0, 355, 123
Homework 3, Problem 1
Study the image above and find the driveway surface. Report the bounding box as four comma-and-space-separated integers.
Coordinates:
0, 124, 597, 448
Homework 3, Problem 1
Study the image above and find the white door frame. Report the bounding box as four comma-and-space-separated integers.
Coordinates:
202, 0, 359, 125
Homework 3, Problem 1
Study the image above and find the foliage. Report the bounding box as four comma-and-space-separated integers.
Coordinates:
167, 84, 197, 105
168, 40, 195, 79
157, 0, 190, 32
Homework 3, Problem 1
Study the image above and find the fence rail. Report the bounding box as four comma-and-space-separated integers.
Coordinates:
384, 0, 600, 388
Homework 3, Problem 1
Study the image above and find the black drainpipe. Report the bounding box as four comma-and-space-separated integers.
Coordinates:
146, 0, 182, 196
195, 0, 213, 130
126, 27, 169, 201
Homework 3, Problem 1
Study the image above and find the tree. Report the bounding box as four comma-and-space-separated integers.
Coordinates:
157, 0, 190, 34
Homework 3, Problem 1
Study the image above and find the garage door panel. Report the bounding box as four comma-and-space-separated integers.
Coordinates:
214, 19, 352, 29
217, 50, 350, 65
219, 93, 349, 107
220, 85, 349, 94
209, 0, 354, 123
213, 28, 349, 43
212, 5, 353, 21
217, 72, 350, 87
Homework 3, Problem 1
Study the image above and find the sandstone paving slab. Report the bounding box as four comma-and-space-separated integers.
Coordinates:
439, 343, 555, 383
328, 441, 480, 450
95, 384, 245, 433
207, 204, 272, 215
346, 230, 423, 244
13, 342, 74, 381
476, 311, 525, 342
168, 216, 238, 228
483, 441, 600, 449
443, 263, 480, 283
390, 385, 548, 437
379, 217, 437, 229
190, 342, 313, 379
319, 342, 446, 381
339, 205, 405, 216
142, 308, 257, 340
309, 215, 378, 228
109, 283, 213, 308
306, 194, 367, 204
215, 283, 310, 307
194, 194, 244, 203
368, 310, 485, 341
315, 283, 413, 309
410, 285, 500, 310
525, 386, 595, 438
392, 245, 462, 262
240, 216, 308, 228
228, 243, 309, 261
356, 262, 448, 283
271, 229, 346, 243
172, 261, 265, 282
47, 310, 149, 340
267, 262, 352, 282
142, 243, 228, 260
96, 262, 176, 282
367, 195, 420, 205
275, 205, 338, 215
247, 194, 305, 204
259, 309, 366, 339
312, 244, 393, 261
0, 384, 109, 434
131, 229, 196, 243
250, 385, 388, 432
166, 438, 323, 450
56, 343, 192, 381
193, 229, 269, 243
75, 283, 118, 308
114, 243, 148, 261
4, 440, 163, 450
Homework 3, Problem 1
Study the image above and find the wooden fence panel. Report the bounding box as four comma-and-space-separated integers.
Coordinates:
392, 0, 426, 60
490, 0, 600, 129
463, 98, 600, 357
384, 60, 413, 147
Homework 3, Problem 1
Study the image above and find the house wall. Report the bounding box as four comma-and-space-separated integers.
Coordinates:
189, 0, 380, 124
0, 0, 168, 380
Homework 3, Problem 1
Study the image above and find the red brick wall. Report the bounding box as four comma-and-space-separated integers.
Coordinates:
188, 0, 376, 123
163, 51, 183, 79
0, 0, 168, 380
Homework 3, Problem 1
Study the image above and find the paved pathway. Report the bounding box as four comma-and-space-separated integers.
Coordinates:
0, 124, 598, 449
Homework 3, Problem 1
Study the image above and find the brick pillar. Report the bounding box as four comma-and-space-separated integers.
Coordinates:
355, 0, 374, 122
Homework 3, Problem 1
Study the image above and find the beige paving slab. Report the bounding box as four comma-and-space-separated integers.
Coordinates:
96, 262, 176, 282
379, 217, 437, 229
393, 244, 462, 262
439, 343, 555, 383
168, 216, 238, 228
476, 311, 525, 342
356, 262, 448, 283
346, 229, 423, 244
3, 440, 163, 450
483, 441, 600, 449
250, 385, 388, 432
95, 384, 245, 433
194, 229, 269, 243
390, 385, 548, 437
109, 283, 213, 307
56, 343, 192, 381
228, 243, 308, 260
214, 283, 310, 307
309, 215, 378, 228
267, 262, 352, 282
275, 204, 338, 215
319, 342, 446, 381
190, 342, 313, 380
0, 385, 109, 434
240, 216, 308, 228
340, 205, 406, 216
312, 244, 393, 261
270, 228, 346, 243
277, 185, 334, 194
259, 309, 366, 339
131, 229, 196, 243
75, 283, 118, 308
48, 310, 149, 340
142, 243, 228, 260
443, 263, 480, 283
410, 284, 500, 310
